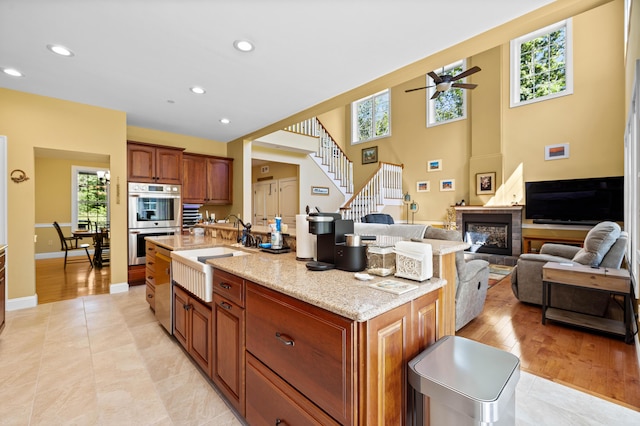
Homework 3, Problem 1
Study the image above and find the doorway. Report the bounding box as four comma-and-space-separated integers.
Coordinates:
34, 148, 111, 303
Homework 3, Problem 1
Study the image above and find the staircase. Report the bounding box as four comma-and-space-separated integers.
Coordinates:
284, 118, 403, 221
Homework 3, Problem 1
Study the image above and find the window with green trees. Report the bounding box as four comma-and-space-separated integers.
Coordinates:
510, 19, 573, 107
427, 60, 467, 127
351, 89, 390, 144
73, 167, 110, 230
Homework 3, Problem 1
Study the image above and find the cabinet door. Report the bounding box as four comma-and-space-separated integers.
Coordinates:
278, 177, 298, 227
190, 297, 213, 376
213, 294, 245, 415
155, 147, 183, 184
127, 143, 156, 182
252, 181, 277, 226
173, 286, 189, 349
206, 158, 232, 204
359, 301, 412, 426
182, 154, 207, 204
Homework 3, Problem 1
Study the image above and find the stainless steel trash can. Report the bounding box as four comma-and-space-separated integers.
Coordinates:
408, 335, 520, 426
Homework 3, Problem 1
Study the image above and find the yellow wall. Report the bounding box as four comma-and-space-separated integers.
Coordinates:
1, 88, 127, 299
333, 1, 624, 224
251, 162, 298, 183
626, 0, 640, 109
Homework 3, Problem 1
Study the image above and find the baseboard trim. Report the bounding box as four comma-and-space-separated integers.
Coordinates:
7, 294, 38, 311
110, 282, 129, 294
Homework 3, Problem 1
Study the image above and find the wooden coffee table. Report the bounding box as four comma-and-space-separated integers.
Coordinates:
542, 262, 634, 343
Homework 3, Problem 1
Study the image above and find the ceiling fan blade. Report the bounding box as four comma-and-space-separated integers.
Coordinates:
451, 83, 478, 90
450, 66, 481, 81
405, 85, 434, 93
430, 91, 441, 100
427, 71, 443, 83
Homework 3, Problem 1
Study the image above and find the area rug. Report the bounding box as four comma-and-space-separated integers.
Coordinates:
488, 264, 514, 288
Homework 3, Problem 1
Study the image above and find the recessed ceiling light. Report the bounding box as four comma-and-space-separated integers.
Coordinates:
233, 40, 254, 52
47, 44, 74, 57
220, 118, 230, 124
1, 67, 24, 77
190, 86, 206, 95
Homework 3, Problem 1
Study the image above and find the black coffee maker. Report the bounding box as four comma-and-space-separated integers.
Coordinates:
306, 213, 366, 272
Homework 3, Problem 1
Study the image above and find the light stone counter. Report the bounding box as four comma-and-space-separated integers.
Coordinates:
145, 234, 237, 251
204, 238, 466, 322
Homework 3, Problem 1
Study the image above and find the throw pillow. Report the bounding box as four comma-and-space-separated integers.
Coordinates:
571, 221, 621, 267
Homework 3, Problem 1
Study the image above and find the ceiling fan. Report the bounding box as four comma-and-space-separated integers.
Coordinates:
405, 65, 481, 99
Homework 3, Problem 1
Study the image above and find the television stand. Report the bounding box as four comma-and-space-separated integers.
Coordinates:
532, 219, 599, 226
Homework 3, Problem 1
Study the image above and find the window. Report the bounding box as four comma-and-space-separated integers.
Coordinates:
351, 89, 390, 144
427, 60, 467, 127
72, 166, 110, 230
510, 19, 573, 107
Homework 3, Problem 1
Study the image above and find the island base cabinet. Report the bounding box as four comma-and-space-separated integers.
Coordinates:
173, 285, 213, 378
212, 294, 245, 416
246, 283, 355, 426
246, 353, 340, 426
358, 290, 440, 426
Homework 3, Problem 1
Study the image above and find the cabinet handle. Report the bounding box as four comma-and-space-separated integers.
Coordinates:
184, 304, 192, 311
220, 301, 232, 310
275, 332, 295, 346
147, 294, 153, 299
148, 261, 154, 266
219, 282, 231, 289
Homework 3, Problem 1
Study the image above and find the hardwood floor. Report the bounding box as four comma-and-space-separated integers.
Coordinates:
35, 258, 110, 304
458, 276, 640, 410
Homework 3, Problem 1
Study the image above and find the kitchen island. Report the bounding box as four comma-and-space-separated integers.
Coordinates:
145, 234, 466, 425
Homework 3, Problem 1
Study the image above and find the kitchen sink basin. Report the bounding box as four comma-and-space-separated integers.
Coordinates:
171, 247, 250, 302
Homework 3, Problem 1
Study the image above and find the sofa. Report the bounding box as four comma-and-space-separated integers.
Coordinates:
354, 223, 490, 331
511, 221, 627, 316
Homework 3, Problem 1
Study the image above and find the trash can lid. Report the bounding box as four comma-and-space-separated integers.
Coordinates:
409, 335, 520, 403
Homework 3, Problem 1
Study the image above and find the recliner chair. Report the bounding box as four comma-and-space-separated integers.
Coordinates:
511, 221, 627, 316
423, 226, 490, 331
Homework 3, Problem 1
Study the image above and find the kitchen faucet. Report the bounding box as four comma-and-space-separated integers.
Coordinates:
225, 214, 256, 247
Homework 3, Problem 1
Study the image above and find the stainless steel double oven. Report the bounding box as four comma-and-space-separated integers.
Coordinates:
128, 182, 181, 265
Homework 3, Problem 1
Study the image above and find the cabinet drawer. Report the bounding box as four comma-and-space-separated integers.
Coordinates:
246, 353, 340, 426
213, 269, 244, 307
146, 283, 155, 311
246, 283, 354, 425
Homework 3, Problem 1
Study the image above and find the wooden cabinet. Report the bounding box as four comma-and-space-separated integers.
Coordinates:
144, 241, 156, 309
212, 269, 246, 415
0, 246, 5, 334
246, 353, 340, 426
246, 282, 355, 425
174, 285, 213, 376
358, 290, 439, 425
127, 141, 184, 184
182, 153, 233, 205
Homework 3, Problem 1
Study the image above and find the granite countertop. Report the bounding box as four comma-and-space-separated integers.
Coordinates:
145, 234, 230, 251
206, 248, 447, 322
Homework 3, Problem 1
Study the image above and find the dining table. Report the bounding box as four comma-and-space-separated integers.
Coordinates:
72, 229, 109, 268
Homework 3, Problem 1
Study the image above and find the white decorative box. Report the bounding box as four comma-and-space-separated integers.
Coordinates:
393, 241, 433, 282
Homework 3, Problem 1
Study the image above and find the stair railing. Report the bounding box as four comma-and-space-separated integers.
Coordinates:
340, 162, 403, 222
285, 118, 353, 194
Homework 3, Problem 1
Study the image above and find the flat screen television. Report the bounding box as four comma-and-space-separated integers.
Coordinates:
525, 176, 624, 225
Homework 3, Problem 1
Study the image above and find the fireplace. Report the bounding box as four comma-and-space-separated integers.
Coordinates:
462, 214, 512, 255
454, 206, 523, 257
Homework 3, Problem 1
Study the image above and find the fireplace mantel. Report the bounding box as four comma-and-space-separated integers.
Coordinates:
454, 205, 523, 256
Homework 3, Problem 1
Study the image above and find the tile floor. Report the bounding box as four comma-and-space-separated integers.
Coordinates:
1, 285, 639, 425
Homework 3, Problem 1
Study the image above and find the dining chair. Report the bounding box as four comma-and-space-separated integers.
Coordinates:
52, 221, 93, 269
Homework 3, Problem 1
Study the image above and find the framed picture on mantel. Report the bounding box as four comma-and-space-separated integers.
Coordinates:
476, 172, 496, 195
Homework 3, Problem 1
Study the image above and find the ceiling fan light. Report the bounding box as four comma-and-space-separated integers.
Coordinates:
436, 82, 452, 92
